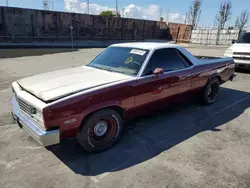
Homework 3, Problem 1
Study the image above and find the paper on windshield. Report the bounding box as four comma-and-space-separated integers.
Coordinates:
130, 49, 146, 56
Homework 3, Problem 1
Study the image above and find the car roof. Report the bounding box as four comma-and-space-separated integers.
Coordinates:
110, 42, 181, 50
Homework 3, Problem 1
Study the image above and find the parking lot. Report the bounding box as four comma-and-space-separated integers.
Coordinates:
0, 45, 250, 188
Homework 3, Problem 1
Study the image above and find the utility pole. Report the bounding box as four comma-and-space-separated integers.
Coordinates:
159, 7, 162, 20
116, 0, 118, 16
184, 13, 187, 24
51, 1, 54, 11
43, 0, 49, 10
6, 0, 8, 7
123, 8, 126, 18
87, 0, 89, 14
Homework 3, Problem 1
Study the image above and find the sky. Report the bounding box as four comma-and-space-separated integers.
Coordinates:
1, 0, 250, 27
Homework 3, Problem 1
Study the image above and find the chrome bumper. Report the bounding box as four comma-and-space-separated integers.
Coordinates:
11, 97, 60, 146
234, 59, 250, 68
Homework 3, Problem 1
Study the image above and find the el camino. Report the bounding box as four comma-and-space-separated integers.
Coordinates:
11, 43, 236, 152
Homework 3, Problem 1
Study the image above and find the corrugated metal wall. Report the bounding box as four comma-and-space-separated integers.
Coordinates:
0, 6, 192, 43
190, 29, 240, 45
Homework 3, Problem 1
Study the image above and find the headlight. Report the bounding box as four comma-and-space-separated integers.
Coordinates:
224, 49, 233, 57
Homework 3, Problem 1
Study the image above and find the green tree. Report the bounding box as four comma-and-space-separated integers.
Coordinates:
99, 10, 120, 18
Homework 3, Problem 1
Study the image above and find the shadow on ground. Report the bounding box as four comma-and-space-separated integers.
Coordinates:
48, 87, 250, 176
236, 68, 250, 74
0, 48, 79, 58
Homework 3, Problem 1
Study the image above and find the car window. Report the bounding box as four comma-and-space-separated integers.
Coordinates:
143, 48, 187, 76
238, 32, 250, 43
87, 47, 149, 76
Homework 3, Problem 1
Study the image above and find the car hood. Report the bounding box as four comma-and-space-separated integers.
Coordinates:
230, 43, 250, 52
17, 66, 132, 102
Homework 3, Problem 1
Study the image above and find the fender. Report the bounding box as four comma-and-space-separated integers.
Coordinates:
59, 100, 123, 139
80, 100, 123, 121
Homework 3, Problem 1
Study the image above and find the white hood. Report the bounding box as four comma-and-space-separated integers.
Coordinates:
230, 43, 250, 52
17, 66, 132, 102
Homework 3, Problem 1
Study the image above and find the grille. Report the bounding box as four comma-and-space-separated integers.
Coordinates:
233, 57, 250, 60
17, 98, 36, 115
233, 52, 250, 56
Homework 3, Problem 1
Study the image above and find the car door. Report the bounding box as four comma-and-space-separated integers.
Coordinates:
133, 48, 192, 114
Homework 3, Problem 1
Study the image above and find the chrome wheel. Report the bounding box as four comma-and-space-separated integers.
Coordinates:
77, 109, 123, 153
94, 121, 108, 136
89, 116, 118, 147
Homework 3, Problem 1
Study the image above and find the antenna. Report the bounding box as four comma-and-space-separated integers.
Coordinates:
43, 0, 49, 10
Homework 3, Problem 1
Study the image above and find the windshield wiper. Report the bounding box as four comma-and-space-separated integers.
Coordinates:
89, 65, 129, 75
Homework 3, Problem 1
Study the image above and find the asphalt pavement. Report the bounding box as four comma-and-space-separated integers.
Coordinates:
0, 45, 249, 188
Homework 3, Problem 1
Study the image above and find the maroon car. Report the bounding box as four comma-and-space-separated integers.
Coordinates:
11, 43, 235, 152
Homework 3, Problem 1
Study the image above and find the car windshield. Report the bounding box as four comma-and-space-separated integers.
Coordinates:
87, 47, 149, 76
238, 33, 250, 43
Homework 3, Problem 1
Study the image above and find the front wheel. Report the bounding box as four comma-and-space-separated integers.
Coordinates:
201, 77, 220, 105
77, 109, 123, 153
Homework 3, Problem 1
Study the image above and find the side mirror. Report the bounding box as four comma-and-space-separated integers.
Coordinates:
232, 39, 237, 44
153, 68, 164, 79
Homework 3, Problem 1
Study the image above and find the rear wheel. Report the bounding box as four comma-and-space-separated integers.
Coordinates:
77, 109, 123, 153
201, 77, 220, 105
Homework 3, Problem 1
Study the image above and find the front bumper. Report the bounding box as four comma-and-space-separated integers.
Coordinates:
11, 97, 60, 146
233, 59, 250, 69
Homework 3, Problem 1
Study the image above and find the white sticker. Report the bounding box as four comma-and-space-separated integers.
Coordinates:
130, 49, 146, 56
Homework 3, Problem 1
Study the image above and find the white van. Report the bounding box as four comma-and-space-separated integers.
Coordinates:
224, 32, 250, 69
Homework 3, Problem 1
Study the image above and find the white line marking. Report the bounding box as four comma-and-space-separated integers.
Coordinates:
213, 95, 250, 115
89, 161, 132, 183
0, 89, 7, 93
186, 94, 250, 130
16, 146, 42, 150
0, 80, 12, 85
90, 177, 99, 183
98, 172, 110, 179
0, 159, 21, 168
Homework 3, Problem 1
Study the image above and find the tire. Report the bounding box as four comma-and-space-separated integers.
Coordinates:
201, 77, 220, 105
77, 108, 123, 153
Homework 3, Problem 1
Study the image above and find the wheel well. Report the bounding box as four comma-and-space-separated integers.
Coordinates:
79, 106, 124, 129
215, 76, 222, 84
209, 75, 222, 85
